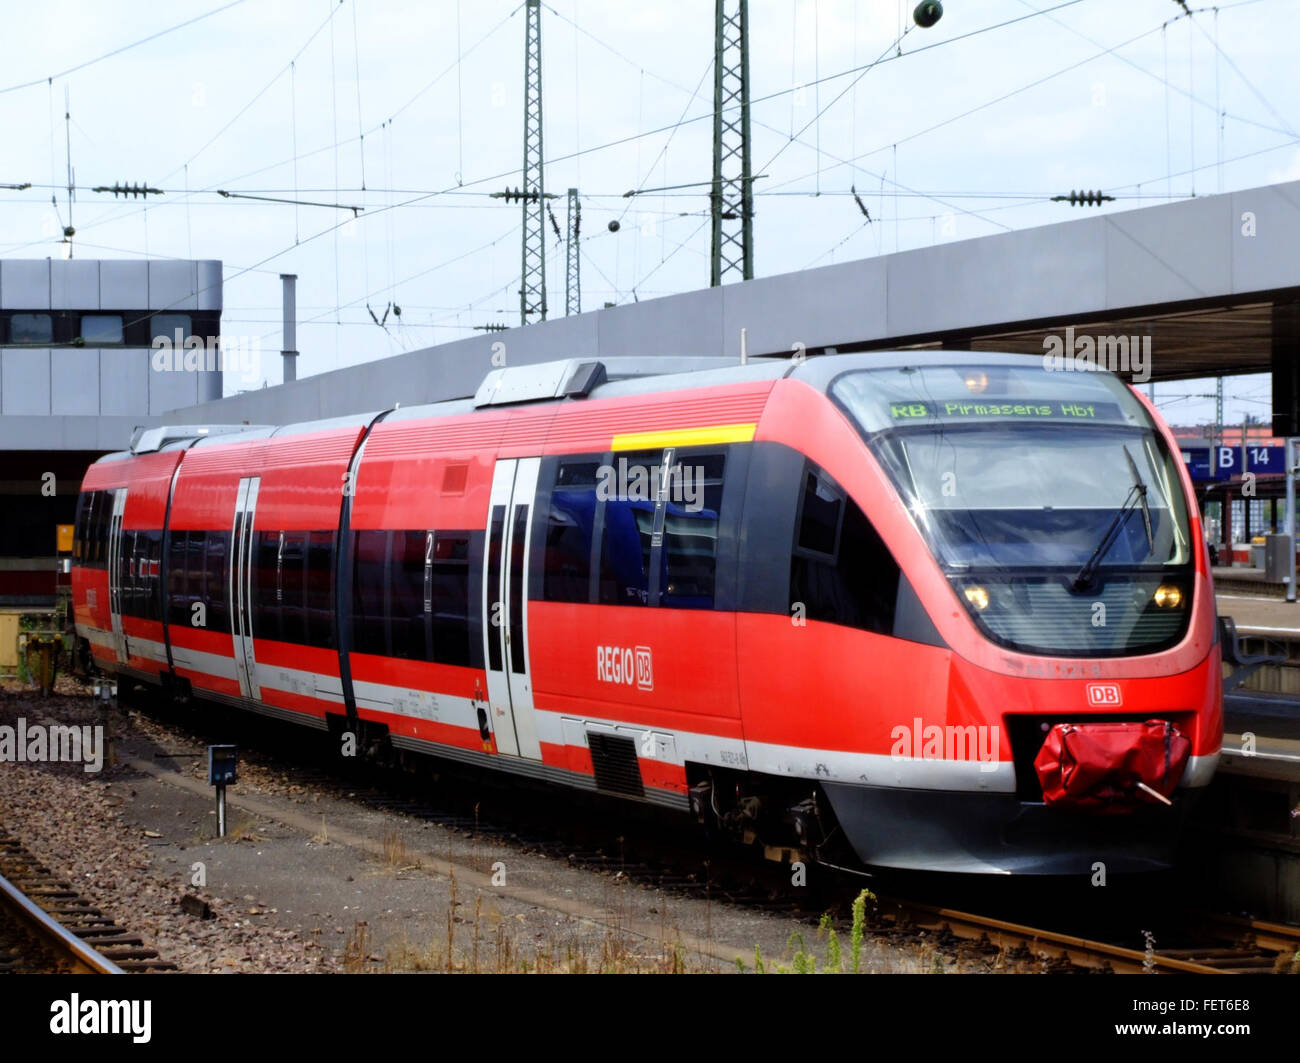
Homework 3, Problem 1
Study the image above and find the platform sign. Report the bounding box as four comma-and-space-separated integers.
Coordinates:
1245, 445, 1284, 474
1180, 445, 1284, 482
1181, 448, 1214, 481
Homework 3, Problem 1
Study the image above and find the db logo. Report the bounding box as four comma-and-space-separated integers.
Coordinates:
596, 645, 654, 691
634, 646, 653, 691
1086, 682, 1122, 706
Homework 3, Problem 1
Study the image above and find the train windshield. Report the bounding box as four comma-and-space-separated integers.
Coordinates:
831, 364, 1195, 657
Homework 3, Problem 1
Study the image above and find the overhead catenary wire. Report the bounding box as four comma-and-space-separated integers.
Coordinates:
161, 0, 347, 185
0, 0, 248, 96
7, 0, 1289, 348
38, 0, 1093, 262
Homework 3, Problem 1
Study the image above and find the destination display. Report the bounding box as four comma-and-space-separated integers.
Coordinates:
888, 400, 1125, 422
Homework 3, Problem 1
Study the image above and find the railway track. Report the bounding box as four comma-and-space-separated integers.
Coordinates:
120, 686, 1300, 975
864, 897, 1300, 974
0, 828, 174, 974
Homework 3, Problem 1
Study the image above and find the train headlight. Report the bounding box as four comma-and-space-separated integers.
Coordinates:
1153, 584, 1183, 609
963, 585, 990, 611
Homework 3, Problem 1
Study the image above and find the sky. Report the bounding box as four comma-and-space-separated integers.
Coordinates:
1, 0, 1297, 426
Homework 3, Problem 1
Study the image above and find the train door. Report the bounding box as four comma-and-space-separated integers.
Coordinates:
481, 458, 543, 760
105, 488, 129, 664
230, 477, 261, 700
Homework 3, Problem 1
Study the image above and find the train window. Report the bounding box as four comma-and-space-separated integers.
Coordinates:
597, 451, 658, 607
135, 530, 162, 621
97, 492, 114, 567
117, 529, 135, 614
203, 531, 230, 633
80, 314, 124, 345
253, 532, 283, 643
85, 491, 106, 567
278, 532, 308, 644
151, 313, 192, 346
9, 313, 53, 344
661, 452, 725, 609
797, 474, 841, 557
791, 468, 899, 635
486, 509, 505, 670
168, 530, 199, 627
509, 506, 529, 673
544, 461, 599, 603
84, 493, 98, 566
352, 530, 390, 657
73, 493, 90, 564
431, 533, 473, 667
390, 530, 430, 661
306, 531, 336, 649
166, 531, 185, 624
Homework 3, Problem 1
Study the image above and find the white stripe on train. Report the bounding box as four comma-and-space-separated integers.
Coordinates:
79, 624, 1218, 792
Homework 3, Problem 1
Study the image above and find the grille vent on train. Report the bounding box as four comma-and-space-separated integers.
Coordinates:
587, 733, 645, 798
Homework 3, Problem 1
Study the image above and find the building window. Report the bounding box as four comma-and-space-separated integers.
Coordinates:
151, 313, 193, 346
80, 314, 124, 344
9, 313, 53, 344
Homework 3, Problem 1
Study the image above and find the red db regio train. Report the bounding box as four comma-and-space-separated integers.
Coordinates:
72, 353, 1221, 875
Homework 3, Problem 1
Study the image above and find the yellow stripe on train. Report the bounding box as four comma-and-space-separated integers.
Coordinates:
611, 423, 756, 451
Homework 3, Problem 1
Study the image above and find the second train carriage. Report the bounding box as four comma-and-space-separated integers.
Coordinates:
72, 354, 1223, 874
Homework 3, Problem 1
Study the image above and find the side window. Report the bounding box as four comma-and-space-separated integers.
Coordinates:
254, 531, 283, 643
137, 530, 162, 621
74, 492, 91, 564
168, 531, 199, 628
204, 531, 230, 633
790, 466, 899, 635
87, 491, 107, 567
543, 460, 600, 603
351, 530, 390, 657
431, 533, 473, 667
279, 532, 308, 644
306, 531, 336, 649
597, 451, 657, 606
167, 530, 186, 625
661, 451, 724, 609
390, 530, 430, 661
118, 530, 136, 614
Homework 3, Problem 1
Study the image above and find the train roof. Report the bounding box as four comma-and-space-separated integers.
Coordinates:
100, 349, 1062, 465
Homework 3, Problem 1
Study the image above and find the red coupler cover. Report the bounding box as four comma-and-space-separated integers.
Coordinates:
1034, 720, 1190, 813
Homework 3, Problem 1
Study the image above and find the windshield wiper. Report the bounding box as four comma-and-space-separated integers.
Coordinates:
1124, 445, 1154, 553
1071, 446, 1153, 591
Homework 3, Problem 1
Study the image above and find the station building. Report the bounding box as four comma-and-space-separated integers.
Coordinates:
0, 258, 223, 605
